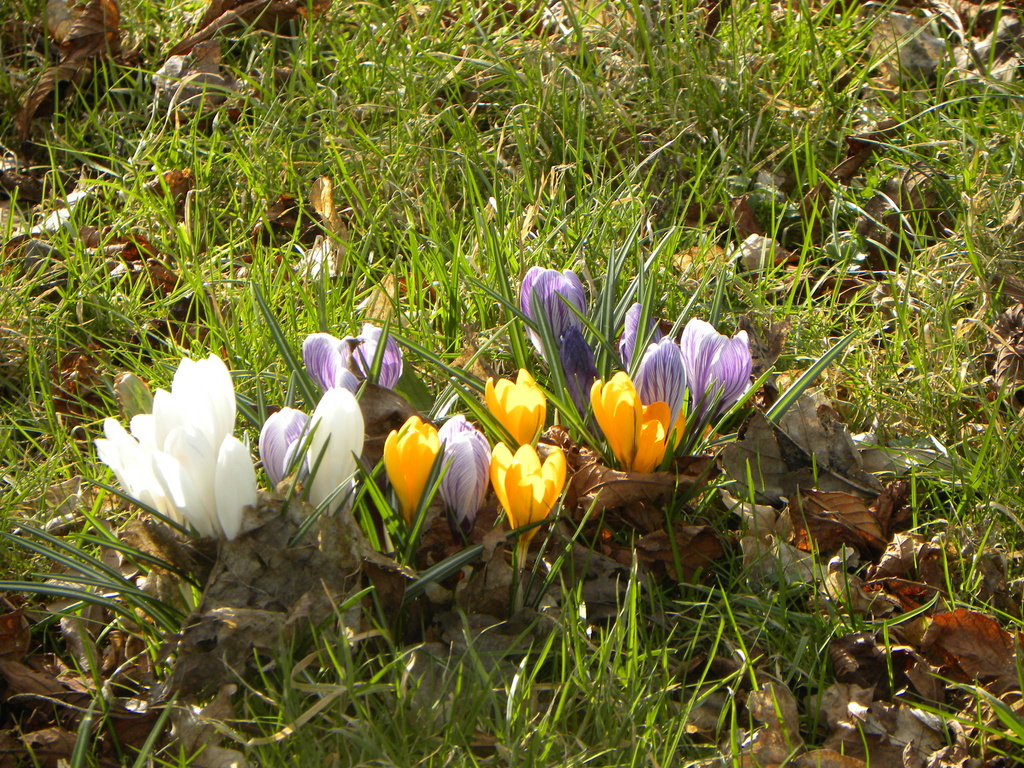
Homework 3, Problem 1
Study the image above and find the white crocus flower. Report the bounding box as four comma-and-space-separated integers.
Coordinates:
95, 354, 257, 540
306, 388, 365, 512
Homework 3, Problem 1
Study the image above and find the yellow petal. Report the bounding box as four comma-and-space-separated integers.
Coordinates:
490, 442, 514, 518
541, 447, 566, 509
632, 413, 668, 474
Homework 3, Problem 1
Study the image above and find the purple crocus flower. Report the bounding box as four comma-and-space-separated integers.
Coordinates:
302, 324, 403, 391
349, 324, 403, 389
679, 319, 753, 423
258, 407, 309, 487
303, 333, 361, 393
437, 415, 491, 536
520, 267, 587, 364
558, 326, 598, 421
619, 303, 663, 370
635, 337, 687, 428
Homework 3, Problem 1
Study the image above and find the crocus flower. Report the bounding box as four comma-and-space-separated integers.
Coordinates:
384, 415, 441, 525
303, 324, 403, 392
95, 354, 257, 540
303, 333, 360, 393
520, 267, 587, 364
679, 319, 753, 424
350, 324, 403, 389
619, 302, 663, 370
558, 327, 598, 420
490, 442, 566, 554
485, 369, 546, 446
635, 337, 686, 429
258, 407, 309, 488
437, 416, 491, 535
306, 388, 365, 512
590, 372, 671, 474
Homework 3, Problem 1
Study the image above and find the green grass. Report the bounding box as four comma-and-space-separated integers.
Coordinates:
4, 0, 1024, 763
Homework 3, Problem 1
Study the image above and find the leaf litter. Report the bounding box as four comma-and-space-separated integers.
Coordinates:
5, 0, 1024, 763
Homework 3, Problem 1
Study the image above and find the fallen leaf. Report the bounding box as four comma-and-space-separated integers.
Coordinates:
169, 0, 332, 57
745, 680, 803, 765
922, 608, 1019, 692
18, 0, 121, 139
632, 524, 727, 582
358, 384, 421, 468
990, 302, 1024, 405
790, 490, 887, 556
565, 456, 714, 515
870, 10, 947, 86
161, 495, 369, 698
21, 727, 77, 768
720, 393, 884, 505
0, 610, 29, 661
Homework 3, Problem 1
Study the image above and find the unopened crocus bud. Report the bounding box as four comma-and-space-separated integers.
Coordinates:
485, 369, 546, 446
306, 388, 365, 512
303, 333, 361, 393
258, 407, 309, 488
619, 303, 663, 370
114, 372, 153, 420
520, 267, 587, 364
437, 416, 491, 535
635, 337, 686, 429
384, 415, 441, 525
679, 319, 753, 424
558, 327, 598, 420
490, 442, 566, 555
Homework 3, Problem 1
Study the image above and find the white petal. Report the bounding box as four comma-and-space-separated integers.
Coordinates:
152, 388, 187, 450
215, 435, 257, 541
162, 425, 218, 534
150, 451, 217, 537
170, 355, 236, 446
307, 388, 364, 512
128, 413, 156, 446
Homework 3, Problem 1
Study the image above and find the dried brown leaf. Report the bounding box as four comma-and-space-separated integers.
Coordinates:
790, 490, 886, 556
18, 0, 120, 138
633, 524, 727, 582
565, 456, 713, 514
720, 394, 883, 505
0, 610, 30, 661
21, 727, 76, 768
169, 0, 331, 57
922, 608, 1019, 692
162, 495, 368, 698
990, 302, 1024, 405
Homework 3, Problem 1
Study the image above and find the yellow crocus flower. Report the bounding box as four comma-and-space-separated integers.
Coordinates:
590, 372, 671, 474
485, 369, 546, 446
490, 442, 566, 551
384, 415, 441, 525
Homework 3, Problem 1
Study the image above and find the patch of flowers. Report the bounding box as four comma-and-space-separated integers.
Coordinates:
96, 268, 754, 573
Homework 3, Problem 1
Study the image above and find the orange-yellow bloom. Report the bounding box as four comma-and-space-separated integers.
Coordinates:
590, 372, 671, 474
485, 369, 546, 446
490, 442, 566, 550
384, 415, 441, 524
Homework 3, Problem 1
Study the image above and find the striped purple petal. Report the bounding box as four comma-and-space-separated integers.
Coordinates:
635, 337, 687, 426
679, 319, 752, 423
349, 324, 403, 389
259, 407, 309, 487
303, 333, 360, 393
520, 267, 587, 364
438, 416, 490, 534
619, 303, 663, 370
